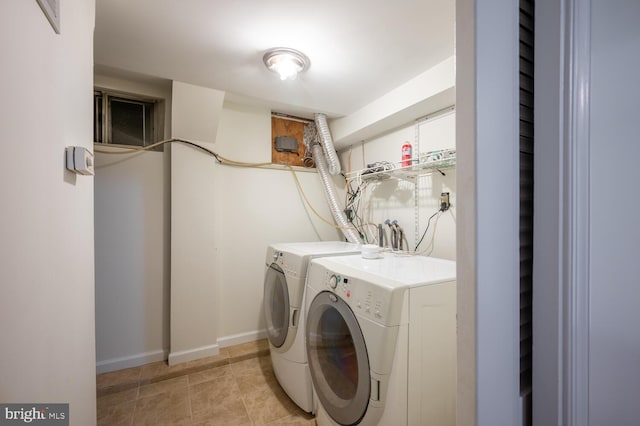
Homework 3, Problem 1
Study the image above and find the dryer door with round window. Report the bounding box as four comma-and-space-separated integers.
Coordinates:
263, 264, 289, 348
306, 291, 371, 425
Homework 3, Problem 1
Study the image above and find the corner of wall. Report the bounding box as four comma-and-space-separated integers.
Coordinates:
171, 81, 225, 144
330, 56, 455, 150
169, 81, 226, 363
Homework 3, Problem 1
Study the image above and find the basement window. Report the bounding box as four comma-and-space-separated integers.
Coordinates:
94, 90, 164, 151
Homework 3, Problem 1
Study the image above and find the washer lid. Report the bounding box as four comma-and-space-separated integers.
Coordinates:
268, 241, 360, 257
312, 253, 456, 289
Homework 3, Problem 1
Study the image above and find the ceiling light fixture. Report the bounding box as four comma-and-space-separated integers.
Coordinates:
263, 48, 310, 81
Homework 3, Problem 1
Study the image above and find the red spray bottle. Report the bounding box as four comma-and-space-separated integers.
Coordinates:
401, 142, 412, 167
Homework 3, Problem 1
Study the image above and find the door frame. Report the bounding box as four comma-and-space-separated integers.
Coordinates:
533, 0, 591, 425
455, 0, 592, 424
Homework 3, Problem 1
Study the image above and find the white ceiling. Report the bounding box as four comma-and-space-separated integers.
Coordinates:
94, 0, 454, 118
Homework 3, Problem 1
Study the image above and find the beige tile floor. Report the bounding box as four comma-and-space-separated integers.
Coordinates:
96, 339, 316, 425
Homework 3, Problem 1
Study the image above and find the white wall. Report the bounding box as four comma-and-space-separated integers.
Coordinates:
213, 102, 341, 341
94, 149, 169, 372
338, 110, 456, 260
588, 0, 640, 423
169, 81, 225, 365
331, 57, 456, 149
94, 74, 171, 373
0, 0, 97, 424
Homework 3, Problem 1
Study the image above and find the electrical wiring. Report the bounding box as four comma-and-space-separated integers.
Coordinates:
94, 138, 355, 234
346, 171, 397, 245
94, 138, 224, 162
285, 165, 358, 232
94, 138, 277, 169
414, 209, 441, 251
417, 212, 442, 256
343, 160, 397, 244
344, 158, 448, 252
349, 181, 373, 242
359, 187, 378, 243
344, 170, 368, 240
346, 147, 352, 197
355, 221, 379, 245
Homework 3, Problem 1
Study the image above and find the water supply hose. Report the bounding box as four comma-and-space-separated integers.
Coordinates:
385, 219, 397, 250
393, 220, 404, 251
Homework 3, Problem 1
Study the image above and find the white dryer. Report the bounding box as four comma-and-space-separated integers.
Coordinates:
305, 253, 457, 426
263, 241, 360, 413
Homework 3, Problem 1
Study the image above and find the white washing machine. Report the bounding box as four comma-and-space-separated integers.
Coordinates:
263, 241, 360, 413
305, 253, 457, 426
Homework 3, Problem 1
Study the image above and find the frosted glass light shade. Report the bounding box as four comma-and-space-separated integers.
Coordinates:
263, 48, 309, 81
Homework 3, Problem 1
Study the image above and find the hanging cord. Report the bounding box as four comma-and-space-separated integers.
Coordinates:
94, 138, 352, 231
420, 212, 442, 256
284, 164, 355, 231
344, 147, 373, 242
344, 166, 385, 244
94, 138, 224, 162
414, 209, 441, 252
346, 180, 369, 241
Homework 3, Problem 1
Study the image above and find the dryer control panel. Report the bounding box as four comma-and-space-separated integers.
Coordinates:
273, 251, 299, 279
311, 267, 407, 327
267, 249, 305, 280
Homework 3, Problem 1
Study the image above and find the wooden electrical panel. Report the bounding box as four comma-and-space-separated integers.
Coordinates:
271, 116, 308, 167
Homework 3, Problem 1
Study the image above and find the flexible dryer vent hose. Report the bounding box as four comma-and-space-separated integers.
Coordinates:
314, 113, 341, 175
311, 143, 360, 244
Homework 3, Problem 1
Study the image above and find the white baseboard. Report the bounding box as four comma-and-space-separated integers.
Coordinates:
97, 330, 268, 372
218, 329, 267, 348
96, 349, 168, 374
168, 343, 220, 366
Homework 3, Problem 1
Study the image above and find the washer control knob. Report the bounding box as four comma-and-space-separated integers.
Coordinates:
272, 252, 279, 262
328, 274, 339, 289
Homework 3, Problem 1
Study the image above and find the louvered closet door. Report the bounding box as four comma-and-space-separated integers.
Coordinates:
519, 0, 534, 423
